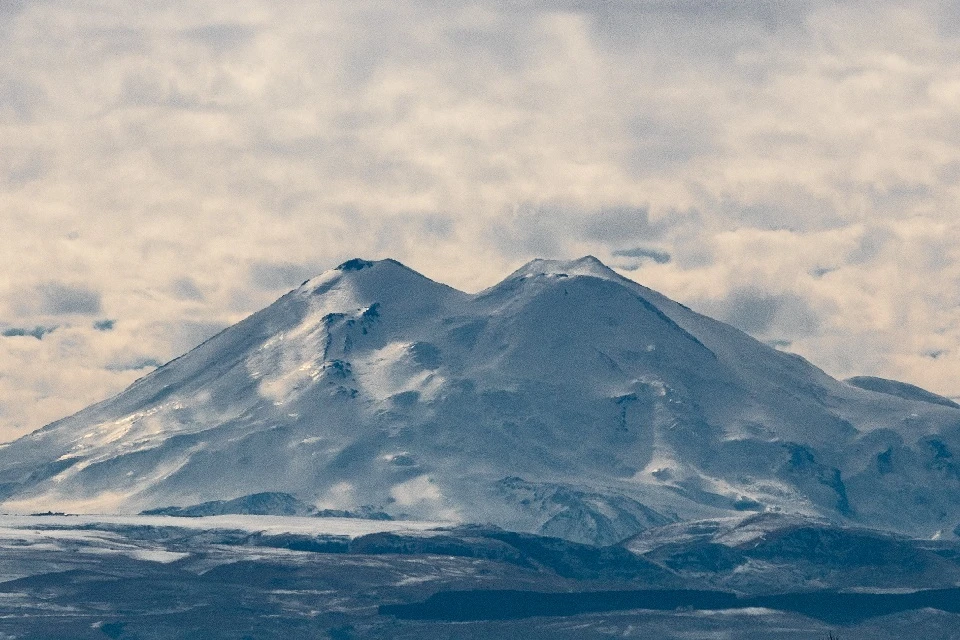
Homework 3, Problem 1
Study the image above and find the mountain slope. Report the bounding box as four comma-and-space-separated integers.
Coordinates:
1, 256, 959, 544
846, 375, 960, 409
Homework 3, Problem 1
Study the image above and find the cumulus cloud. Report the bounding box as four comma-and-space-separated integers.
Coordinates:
2, 0, 960, 439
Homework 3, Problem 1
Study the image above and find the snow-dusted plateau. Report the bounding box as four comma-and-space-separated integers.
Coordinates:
2, 257, 960, 638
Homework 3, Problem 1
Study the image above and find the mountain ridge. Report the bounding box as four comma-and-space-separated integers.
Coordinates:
1, 256, 959, 545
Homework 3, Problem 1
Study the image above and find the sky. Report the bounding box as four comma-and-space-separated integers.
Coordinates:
2, 0, 960, 442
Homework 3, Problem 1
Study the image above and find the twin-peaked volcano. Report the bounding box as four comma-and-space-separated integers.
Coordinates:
1, 257, 959, 544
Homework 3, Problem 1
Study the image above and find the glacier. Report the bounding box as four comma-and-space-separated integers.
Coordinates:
0, 256, 958, 547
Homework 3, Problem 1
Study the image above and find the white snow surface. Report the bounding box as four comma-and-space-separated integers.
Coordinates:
1, 256, 959, 543
0, 514, 446, 538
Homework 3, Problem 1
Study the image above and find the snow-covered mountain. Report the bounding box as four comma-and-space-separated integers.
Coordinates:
1, 256, 959, 544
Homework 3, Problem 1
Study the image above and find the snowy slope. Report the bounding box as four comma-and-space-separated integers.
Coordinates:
846, 375, 960, 408
0, 256, 959, 544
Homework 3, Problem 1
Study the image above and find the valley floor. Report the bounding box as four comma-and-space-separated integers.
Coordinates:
0, 514, 956, 639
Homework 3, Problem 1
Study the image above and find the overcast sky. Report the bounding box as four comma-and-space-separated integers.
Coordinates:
3, 0, 960, 441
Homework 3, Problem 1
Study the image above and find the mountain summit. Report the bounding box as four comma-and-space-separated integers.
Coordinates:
1, 257, 958, 544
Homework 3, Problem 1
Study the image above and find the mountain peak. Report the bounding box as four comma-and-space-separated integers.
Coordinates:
336, 258, 378, 271
510, 255, 623, 282
295, 257, 464, 317
299, 258, 436, 291
3, 256, 960, 544
334, 258, 410, 272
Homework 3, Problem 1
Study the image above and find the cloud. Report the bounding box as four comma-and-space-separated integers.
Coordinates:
722, 289, 779, 334
707, 287, 821, 338
714, 186, 845, 233
248, 261, 322, 291
0, 0, 28, 18
1, 325, 56, 339
3, 0, 960, 438
490, 202, 663, 260
35, 283, 102, 316
93, 319, 115, 331
0, 78, 46, 123
180, 23, 260, 52
847, 226, 896, 264
4, 282, 104, 319
0, 325, 146, 440
170, 278, 205, 301
626, 114, 717, 175
612, 247, 672, 264
0, 146, 49, 186
160, 320, 229, 356
582, 206, 656, 243
105, 357, 163, 372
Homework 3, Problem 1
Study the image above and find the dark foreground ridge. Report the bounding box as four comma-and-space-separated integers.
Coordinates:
140, 491, 393, 519
381, 586, 960, 625
1, 514, 959, 638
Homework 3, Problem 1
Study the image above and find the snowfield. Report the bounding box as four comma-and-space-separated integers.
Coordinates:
0, 513, 448, 539
0, 248, 960, 638
0, 257, 958, 547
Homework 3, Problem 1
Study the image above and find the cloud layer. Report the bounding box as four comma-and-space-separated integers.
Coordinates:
3, 0, 960, 440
